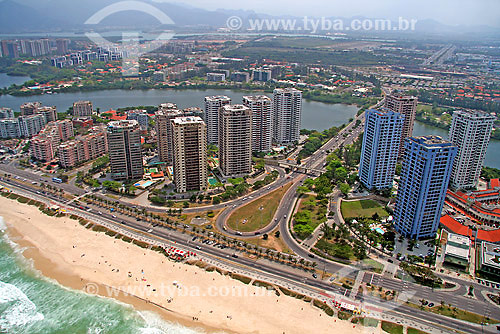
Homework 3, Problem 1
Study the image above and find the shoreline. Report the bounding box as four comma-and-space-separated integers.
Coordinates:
4, 218, 224, 334
0, 195, 366, 334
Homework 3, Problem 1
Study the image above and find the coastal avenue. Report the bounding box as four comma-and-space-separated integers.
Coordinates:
1, 110, 499, 333
0, 177, 496, 334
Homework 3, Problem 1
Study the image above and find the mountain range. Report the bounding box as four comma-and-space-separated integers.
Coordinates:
0, 0, 498, 39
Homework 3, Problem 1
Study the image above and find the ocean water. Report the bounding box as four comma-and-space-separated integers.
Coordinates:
0, 217, 205, 334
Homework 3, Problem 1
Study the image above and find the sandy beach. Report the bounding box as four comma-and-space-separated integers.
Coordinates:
0, 195, 372, 334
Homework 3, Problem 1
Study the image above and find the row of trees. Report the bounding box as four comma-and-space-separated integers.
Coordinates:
83, 194, 319, 270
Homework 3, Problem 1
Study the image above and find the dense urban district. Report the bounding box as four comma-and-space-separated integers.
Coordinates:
1, 33, 500, 334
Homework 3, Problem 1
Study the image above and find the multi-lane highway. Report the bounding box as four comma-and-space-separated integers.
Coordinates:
1, 176, 498, 333
1, 97, 499, 332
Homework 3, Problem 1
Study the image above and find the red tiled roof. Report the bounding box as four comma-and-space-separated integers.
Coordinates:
491, 179, 500, 188
440, 215, 472, 236
151, 171, 164, 178
477, 229, 500, 243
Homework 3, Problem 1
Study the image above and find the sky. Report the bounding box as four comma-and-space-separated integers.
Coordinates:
156, 0, 500, 27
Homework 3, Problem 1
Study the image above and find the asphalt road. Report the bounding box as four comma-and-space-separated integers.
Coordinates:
2, 177, 497, 334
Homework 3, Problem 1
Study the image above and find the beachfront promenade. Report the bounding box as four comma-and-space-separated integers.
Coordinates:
1, 177, 498, 334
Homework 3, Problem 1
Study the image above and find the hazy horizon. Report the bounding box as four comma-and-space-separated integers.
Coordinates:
154, 0, 500, 28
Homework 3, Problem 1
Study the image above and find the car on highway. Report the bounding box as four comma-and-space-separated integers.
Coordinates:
236, 232, 242, 236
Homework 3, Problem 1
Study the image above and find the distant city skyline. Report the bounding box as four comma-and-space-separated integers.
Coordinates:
158, 0, 500, 27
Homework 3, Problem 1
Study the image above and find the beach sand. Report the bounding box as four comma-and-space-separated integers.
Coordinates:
0, 195, 373, 334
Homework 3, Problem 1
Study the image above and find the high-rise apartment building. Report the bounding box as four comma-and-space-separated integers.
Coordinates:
30, 137, 55, 162
394, 136, 457, 239
0, 114, 46, 139
38, 106, 57, 123
107, 120, 143, 180
127, 110, 149, 130
155, 107, 183, 164
18, 114, 46, 138
171, 117, 207, 193
56, 38, 70, 55
384, 94, 418, 157
58, 127, 108, 168
56, 119, 74, 141
219, 105, 253, 178
0, 119, 19, 138
243, 95, 272, 153
20, 102, 42, 116
0, 108, 14, 119
448, 110, 495, 190
359, 108, 404, 190
273, 88, 302, 145
204, 96, 231, 144
1, 40, 19, 58
20, 39, 50, 57
73, 101, 93, 118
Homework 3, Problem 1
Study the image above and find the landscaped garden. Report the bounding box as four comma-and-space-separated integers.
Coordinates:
341, 199, 389, 219
292, 195, 328, 239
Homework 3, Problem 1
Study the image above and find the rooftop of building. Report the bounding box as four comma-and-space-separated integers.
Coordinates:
440, 214, 500, 243
481, 241, 500, 269
409, 135, 454, 149
204, 95, 231, 101
448, 233, 471, 247
386, 93, 417, 101
273, 87, 301, 93
453, 109, 496, 120
367, 107, 404, 118
155, 108, 183, 117
107, 119, 139, 129
171, 116, 204, 125
242, 95, 272, 102
221, 104, 251, 113
158, 102, 178, 110
445, 242, 470, 260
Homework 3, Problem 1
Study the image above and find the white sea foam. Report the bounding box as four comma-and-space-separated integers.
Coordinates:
0, 281, 44, 329
0, 216, 7, 232
138, 311, 210, 334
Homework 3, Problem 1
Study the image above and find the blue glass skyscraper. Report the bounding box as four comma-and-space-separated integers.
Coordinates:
359, 108, 404, 190
394, 136, 457, 239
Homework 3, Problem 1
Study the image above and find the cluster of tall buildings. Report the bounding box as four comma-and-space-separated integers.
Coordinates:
0, 103, 58, 139
147, 88, 302, 192
359, 93, 495, 239
30, 120, 74, 162
0, 38, 68, 58
58, 127, 108, 168
51, 46, 125, 68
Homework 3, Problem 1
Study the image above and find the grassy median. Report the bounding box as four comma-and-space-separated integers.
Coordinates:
227, 183, 291, 232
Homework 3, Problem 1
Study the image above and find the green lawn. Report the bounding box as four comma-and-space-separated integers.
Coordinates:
407, 328, 428, 334
359, 258, 384, 274
381, 321, 403, 334
430, 305, 498, 324
341, 200, 389, 219
227, 184, 291, 232
351, 317, 379, 327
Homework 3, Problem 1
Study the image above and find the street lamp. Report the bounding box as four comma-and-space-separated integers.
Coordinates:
259, 205, 264, 229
